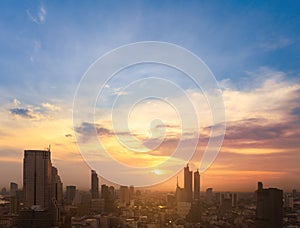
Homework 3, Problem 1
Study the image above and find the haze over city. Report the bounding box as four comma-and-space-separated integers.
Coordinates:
0, 0, 300, 193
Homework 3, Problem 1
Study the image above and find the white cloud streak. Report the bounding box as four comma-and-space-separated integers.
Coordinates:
26, 5, 47, 24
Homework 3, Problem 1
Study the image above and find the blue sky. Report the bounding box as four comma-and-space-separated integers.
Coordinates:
1, 0, 299, 95
0, 1, 300, 190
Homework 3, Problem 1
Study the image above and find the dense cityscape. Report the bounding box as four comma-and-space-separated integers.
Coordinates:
1, 1, 300, 228
0, 149, 299, 227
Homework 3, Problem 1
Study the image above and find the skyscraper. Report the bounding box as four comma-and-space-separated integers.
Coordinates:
101, 184, 109, 199
256, 182, 283, 228
52, 167, 63, 205
9, 182, 19, 215
10, 182, 18, 197
66, 185, 76, 204
194, 170, 200, 200
175, 177, 185, 203
23, 150, 52, 209
129, 185, 134, 199
51, 166, 63, 225
205, 188, 213, 202
119, 186, 130, 205
91, 170, 99, 199
184, 164, 192, 202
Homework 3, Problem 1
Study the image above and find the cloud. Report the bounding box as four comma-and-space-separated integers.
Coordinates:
220, 119, 300, 155
259, 37, 293, 51
30, 40, 42, 62
7, 100, 62, 121
42, 102, 60, 111
74, 122, 113, 142
71, 68, 300, 171
205, 69, 300, 156
9, 108, 36, 119
155, 124, 179, 129
222, 67, 300, 123
225, 118, 289, 141
13, 98, 20, 106
113, 89, 129, 96
26, 5, 47, 24
184, 147, 300, 191
75, 121, 138, 138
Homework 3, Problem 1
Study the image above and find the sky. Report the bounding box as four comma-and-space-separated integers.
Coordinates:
0, 0, 300, 192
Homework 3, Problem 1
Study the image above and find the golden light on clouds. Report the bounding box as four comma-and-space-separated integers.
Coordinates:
0, 69, 299, 190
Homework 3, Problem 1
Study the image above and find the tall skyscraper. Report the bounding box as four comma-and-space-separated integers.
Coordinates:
256, 182, 283, 228
101, 184, 109, 199
51, 167, 63, 204
101, 184, 115, 213
175, 177, 185, 203
205, 188, 213, 202
119, 186, 130, 205
10, 182, 18, 196
219, 192, 238, 213
129, 185, 134, 199
23, 150, 52, 209
66, 185, 76, 204
51, 166, 63, 225
9, 182, 19, 215
292, 189, 298, 199
184, 164, 192, 202
194, 170, 200, 200
91, 170, 99, 199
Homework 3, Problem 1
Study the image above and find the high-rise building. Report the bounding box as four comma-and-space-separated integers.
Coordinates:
10, 182, 18, 197
101, 184, 115, 213
256, 182, 283, 228
23, 150, 52, 209
1, 187, 7, 195
205, 188, 213, 202
284, 193, 294, 209
175, 176, 185, 203
119, 186, 130, 205
66, 185, 76, 204
292, 189, 298, 199
206, 188, 213, 196
52, 167, 63, 204
219, 192, 238, 213
184, 164, 192, 202
91, 170, 99, 199
101, 184, 109, 199
22, 149, 64, 227
167, 193, 176, 208
129, 185, 134, 199
51, 166, 63, 225
194, 170, 200, 200
10, 183, 19, 215
109, 186, 115, 199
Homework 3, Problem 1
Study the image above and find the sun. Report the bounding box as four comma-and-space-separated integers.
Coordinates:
152, 169, 162, 175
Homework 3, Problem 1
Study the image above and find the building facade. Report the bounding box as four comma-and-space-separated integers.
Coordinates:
91, 170, 99, 199
194, 170, 200, 200
256, 182, 283, 228
184, 164, 192, 202
23, 150, 52, 209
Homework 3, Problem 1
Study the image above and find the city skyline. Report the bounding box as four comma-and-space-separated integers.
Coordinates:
1, 148, 295, 228
0, 150, 297, 194
0, 1, 300, 192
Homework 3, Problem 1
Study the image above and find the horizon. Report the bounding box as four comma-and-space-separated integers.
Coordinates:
0, 148, 297, 193
1, 1, 300, 193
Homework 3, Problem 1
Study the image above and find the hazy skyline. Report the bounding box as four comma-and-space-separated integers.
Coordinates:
0, 1, 300, 192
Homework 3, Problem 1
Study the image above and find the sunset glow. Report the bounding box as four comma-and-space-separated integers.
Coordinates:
0, 1, 299, 193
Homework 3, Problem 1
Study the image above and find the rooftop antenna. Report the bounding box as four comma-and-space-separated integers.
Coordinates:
48, 144, 51, 152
